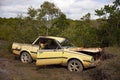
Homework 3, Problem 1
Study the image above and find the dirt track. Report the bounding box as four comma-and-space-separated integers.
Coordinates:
0, 57, 88, 80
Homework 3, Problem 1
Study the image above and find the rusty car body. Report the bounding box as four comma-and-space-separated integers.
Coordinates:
12, 36, 103, 72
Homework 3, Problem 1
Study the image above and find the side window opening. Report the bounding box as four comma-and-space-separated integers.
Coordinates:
39, 38, 48, 49
44, 39, 60, 49
34, 37, 61, 49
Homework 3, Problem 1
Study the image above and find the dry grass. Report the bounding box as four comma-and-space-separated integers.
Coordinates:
0, 40, 13, 58
88, 47, 120, 80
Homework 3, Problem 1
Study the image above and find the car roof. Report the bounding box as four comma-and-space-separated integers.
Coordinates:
39, 36, 66, 43
32, 36, 66, 45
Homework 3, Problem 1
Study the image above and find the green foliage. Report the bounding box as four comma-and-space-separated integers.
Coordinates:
27, 6, 37, 19
95, 8, 105, 18
38, 1, 61, 19
52, 13, 69, 35
95, 0, 120, 46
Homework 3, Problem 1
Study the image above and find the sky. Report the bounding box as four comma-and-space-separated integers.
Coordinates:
0, 0, 113, 20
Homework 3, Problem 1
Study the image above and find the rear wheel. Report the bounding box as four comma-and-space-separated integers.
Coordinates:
20, 52, 32, 63
68, 59, 83, 72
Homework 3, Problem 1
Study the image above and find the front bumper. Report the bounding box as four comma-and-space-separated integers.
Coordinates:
90, 59, 101, 67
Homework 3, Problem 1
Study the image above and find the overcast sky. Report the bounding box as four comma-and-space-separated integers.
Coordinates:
0, 0, 113, 20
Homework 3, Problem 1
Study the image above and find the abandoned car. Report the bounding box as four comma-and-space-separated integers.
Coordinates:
12, 36, 103, 72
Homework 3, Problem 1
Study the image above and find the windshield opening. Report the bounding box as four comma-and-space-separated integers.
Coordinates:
60, 39, 74, 48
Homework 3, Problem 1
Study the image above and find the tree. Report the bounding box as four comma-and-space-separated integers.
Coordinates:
52, 13, 69, 35
80, 13, 91, 26
27, 6, 37, 19
95, 0, 120, 46
95, 8, 105, 18
26, 6, 39, 35
81, 13, 91, 21
37, 1, 62, 35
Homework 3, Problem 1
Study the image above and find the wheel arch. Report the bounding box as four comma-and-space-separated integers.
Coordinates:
20, 50, 32, 60
67, 58, 84, 68
20, 50, 33, 63
20, 50, 30, 55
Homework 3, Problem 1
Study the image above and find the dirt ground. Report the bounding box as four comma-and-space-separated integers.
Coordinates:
0, 56, 92, 80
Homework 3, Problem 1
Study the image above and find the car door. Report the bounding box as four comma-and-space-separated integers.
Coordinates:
36, 38, 63, 66
29, 45, 39, 59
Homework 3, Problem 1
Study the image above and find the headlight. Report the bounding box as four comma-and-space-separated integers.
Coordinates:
83, 57, 94, 63
91, 57, 95, 62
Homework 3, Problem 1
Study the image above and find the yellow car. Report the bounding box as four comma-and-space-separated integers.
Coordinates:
12, 36, 102, 72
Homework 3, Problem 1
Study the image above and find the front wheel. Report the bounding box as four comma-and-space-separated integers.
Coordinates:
20, 52, 32, 63
68, 60, 83, 72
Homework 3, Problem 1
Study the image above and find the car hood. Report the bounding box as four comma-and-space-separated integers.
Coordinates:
66, 47, 103, 60
68, 47, 103, 53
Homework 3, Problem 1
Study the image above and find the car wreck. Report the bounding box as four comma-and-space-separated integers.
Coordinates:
12, 36, 103, 72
